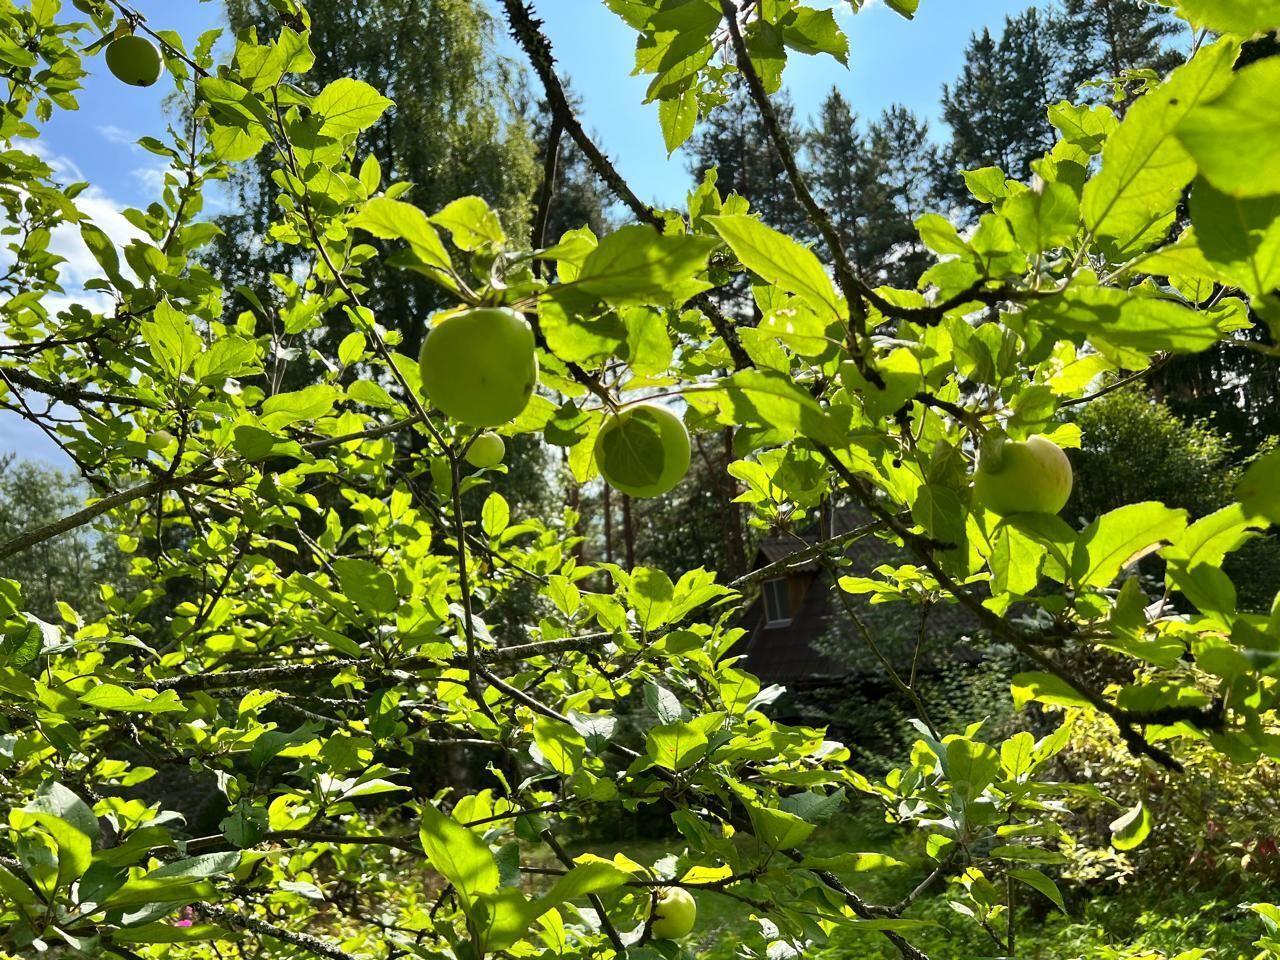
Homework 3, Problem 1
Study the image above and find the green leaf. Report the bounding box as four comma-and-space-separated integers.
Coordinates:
707, 214, 841, 318
1025, 285, 1222, 356
260, 384, 339, 431
1171, 0, 1280, 37
331, 557, 397, 617
646, 721, 708, 770
420, 802, 500, 916
431, 196, 506, 251
1082, 39, 1238, 254
1189, 179, 1280, 303
1239, 450, 1280, 524
532, 717, 585, 775
659, 90, 697, 154
1002, 182, 1079, 254
1011, 672, 1094, 710
26, 813, 92, 889
644, 681, 687, 724
352, 197, 453, 276
747, 803, 815, 850
312, 78, 393, 137
1178, 57, 1280, 198
719, 369, 846, 448
1163, 503, 1264, 615
24, 783, 99, 844
989, 844, 1068, 864
101, 875, 217, 909
1073, 502, 1189, 589
482, 862, 628, 951
195, 336, 260, 382
113, 923, 239, 944
1008, 868, 1066, 912
1109, 799, 1153, 850
79, 685, 185, 714
571, 224, 717, 306
481, 492, 510, 538
0, 621, 42, 669
142, 300, 202, 380
629, 567, 675, 631
943, 738, 1000, 803
781, 8, 848, 64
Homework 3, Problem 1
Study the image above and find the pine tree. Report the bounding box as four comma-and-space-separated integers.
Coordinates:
809, 93, 940, 287
940, 10, 1065, 209
1056, 0, 1184, 101
687, 82, 811, 242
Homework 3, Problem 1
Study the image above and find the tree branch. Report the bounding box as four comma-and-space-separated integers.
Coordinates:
813, 442, 1201, 771
140, 632, 614, 692
715, 0, 874, 351
728, 517, 892, 589
541, 828, 628, 956
197, 903, 356, 960
501, 0, 751, 369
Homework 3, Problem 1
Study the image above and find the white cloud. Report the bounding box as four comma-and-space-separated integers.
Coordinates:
98, 124, 138, 147
46, 185, 144, 290
2, 141, 143, 305
132, 163, 170, 195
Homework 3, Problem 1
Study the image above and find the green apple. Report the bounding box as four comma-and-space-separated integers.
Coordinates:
594, 402, 690, 499
105, 35, 164, 87
464, 431, 505, 468
418, 307, 538, 427
974, 434, 1073, 516
650, 887, 696, 939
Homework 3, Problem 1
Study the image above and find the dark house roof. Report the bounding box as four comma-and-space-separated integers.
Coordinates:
734, 505, 982, 689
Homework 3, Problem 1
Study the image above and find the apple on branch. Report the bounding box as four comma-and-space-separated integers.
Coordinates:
418, 307, 538, 427
974, 433, 1073, 517
649, 886, 697, 940
464, 431, 505, 468
105, 35, 164, 87
594, 402, 690, 499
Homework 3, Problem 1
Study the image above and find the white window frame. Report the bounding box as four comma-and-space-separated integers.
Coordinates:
762, 578, 791, 628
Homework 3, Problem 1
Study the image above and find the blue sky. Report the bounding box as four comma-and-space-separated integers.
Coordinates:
13, 0, 1035, 464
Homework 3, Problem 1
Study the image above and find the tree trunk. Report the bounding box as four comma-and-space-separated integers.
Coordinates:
603, 482, 613, 565
622, 494, 635, 569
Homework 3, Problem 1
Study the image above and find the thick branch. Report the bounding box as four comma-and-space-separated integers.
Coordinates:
501, 0, 659, 228
197, 903, 355, 960
0, 367, 162, 409
502, 0, 751, 369
0, 415, 422, 565
0, 468, 218, 563
716, 0, 873, 342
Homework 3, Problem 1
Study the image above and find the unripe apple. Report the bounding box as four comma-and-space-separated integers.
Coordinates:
418, 307, 538, 427
650, 886, 696, 940
464, 431, 505, 468
149, 429, 174, 451
594, 402, 690, 499
974, 434, 1073, 516
105, 35, 164, 88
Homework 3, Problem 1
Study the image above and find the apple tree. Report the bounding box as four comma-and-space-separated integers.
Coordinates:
0, 1, 1279, 959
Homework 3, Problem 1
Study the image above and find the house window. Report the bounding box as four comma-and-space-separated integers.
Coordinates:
763, 578, 791, 627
